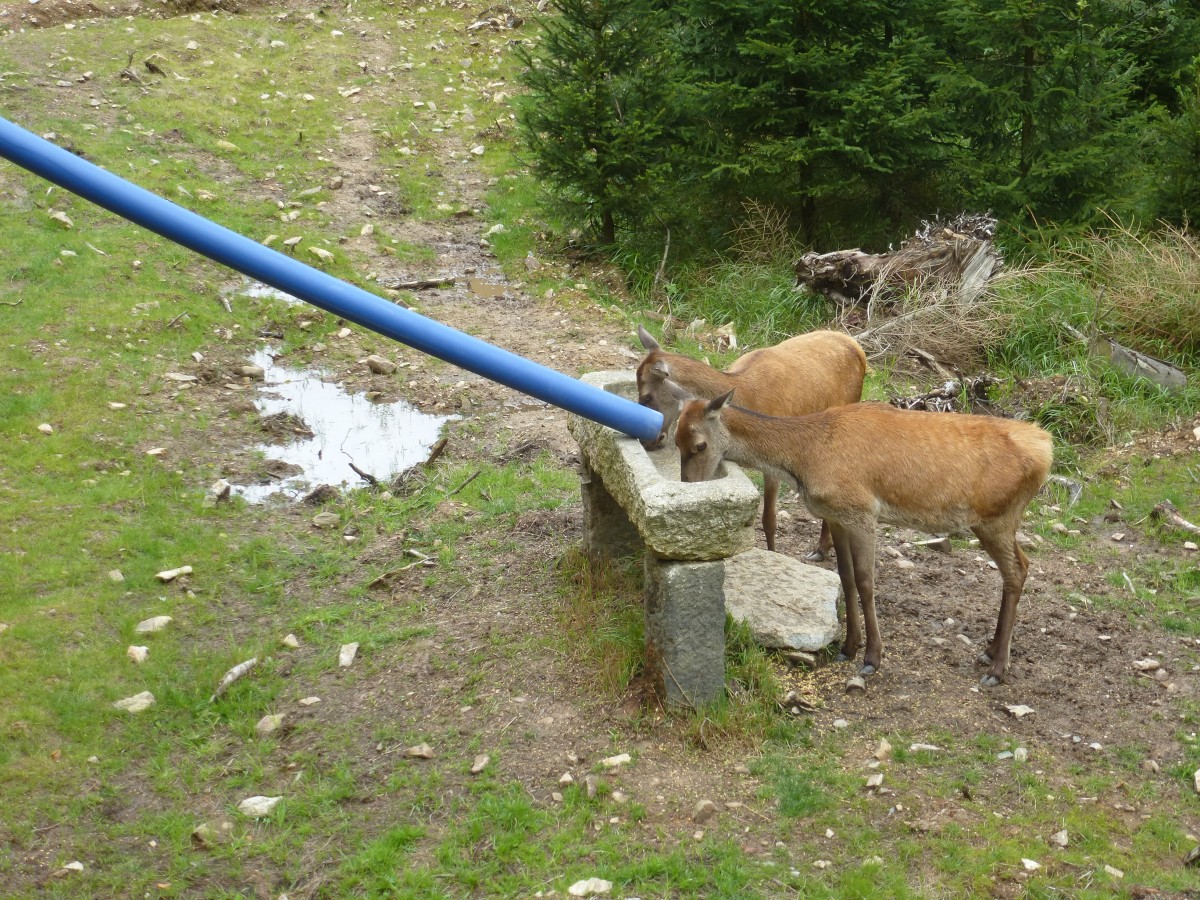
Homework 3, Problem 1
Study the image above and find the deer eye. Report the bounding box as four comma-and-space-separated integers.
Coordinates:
694, 441, 707, 453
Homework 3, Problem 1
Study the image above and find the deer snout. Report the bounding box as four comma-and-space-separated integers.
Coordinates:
640, 431, 667, 452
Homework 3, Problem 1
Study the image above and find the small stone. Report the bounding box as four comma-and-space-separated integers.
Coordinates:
693, 799, 717, 823
108, 569, 125, 582
470, 754, 489, 774
52, 861, 84, 877
559, 772, 574, 786
1016, 532, 1035, 548
1022, 858, 1041, 871
1184, 541, 1198, 552
551, 791, 563, 803
1014, 747, 1028, 762
832, 719, 849, 729
145, 447, 167, 457
1193, 768, 1200, 794
783, 650, 817, 668
865, 773, 884, 789
38, 423, 54, 435
191, 820, 235, 849
47, 210, 73, 228
1140, 759, 1160, 773
874, 739, 892, 761
298, 696, 320, 706
600, 753, 631, 769
87, 756, 99, 763
312, 511, 340, 529
567, 878, 612, 897
1111, 532, 1125, 542
126, 645, 149, 664
813, 859, 831, 869
405, 743, 434, 759
909, 743, 942, 753
309, 247, 334, 262
108, 402, 127, 410
895, 558, 915, 570
238, 365, 265, 380
956, 634, 974, 647
916, 536, 952, 553
584, 774, 599, 799
0, 624, 8, 635
361, 223, 374, 237
883, 547, 902, 559
338, 642, 359, 667
1088, 742, 1103, 751
1052, 522, 1069, 534
1132, 658, 1160, 671
156, 565, 192, 582
611, 791, 627, 803
1104, 865, 1123, 879
237, 796, 281, 818
846, 675, 866, 692
113, 691, 155, 713
135, 615, 172, 634
365, 354, 397, 375
997, 751, 1014, 761
1050, 830, 1069, 848
281, 634, 300, 649
1005, 704, 1035, 718
256, 714, 284, 737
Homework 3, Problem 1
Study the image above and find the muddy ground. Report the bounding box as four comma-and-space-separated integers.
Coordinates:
6, 0, 1200, 895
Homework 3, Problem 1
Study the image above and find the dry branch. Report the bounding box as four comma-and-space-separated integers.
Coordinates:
1152, 500, 1200, 534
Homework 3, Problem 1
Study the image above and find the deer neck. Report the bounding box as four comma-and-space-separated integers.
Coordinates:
664, 354, 738, 398
722, 406, 821, 487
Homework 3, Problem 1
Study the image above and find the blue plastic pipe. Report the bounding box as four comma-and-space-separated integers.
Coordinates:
0, 117, 662, 442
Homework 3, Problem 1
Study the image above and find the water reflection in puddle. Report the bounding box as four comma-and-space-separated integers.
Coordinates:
236, 349, 453, 503
240, 280, 303, 306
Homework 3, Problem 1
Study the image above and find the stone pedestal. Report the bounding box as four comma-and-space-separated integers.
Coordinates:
644, 558, 727, 708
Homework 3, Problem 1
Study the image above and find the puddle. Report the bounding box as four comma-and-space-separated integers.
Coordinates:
235, 349, 453, 503
239, 279, 303, 306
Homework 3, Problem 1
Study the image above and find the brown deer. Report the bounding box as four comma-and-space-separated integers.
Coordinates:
636, 325, 866, 559
675, 394, 1052, 686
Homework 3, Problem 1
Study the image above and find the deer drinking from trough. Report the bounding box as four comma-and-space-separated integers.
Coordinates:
636, 325, 866, 559
675, 394, 1053, 686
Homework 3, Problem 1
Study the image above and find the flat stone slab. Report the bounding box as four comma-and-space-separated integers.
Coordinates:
568, 371, 760, 561
723, 548, 842, 651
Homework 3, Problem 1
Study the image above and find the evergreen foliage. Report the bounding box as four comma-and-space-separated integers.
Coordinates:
514, 0, 683, 246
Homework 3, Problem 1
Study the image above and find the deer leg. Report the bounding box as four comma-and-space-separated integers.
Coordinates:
846, 527, 882, 675
972, 526, 1029, 687
828, 522, 862, 663
805, 519, 834, 562
762, 473, 780, 552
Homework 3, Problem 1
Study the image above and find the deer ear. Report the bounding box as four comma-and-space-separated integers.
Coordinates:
706, 391, 734, 417
649, 360, 670, 380
637, 324, 660, 351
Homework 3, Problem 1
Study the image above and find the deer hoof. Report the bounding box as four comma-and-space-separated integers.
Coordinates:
859, 663, 877, 676
976, 650, 994, 666
804, 549, 826, 562
979, 673, 1002, 688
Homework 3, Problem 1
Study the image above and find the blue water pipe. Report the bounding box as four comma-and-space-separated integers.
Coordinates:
0, 117, 662, 442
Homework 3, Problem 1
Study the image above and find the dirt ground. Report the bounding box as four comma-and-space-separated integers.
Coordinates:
7, 0, 1200, 894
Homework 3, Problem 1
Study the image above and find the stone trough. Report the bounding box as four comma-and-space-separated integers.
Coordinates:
567, 371, 842, 709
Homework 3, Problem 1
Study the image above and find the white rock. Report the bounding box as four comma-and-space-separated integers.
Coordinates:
1104, 865, 1124, 879
312, 511, 340, 529
1050, 830, 1069, 848
865, 773, 884, 789
723, 548, 841, 651
108, 569, 125, 582
1014, 747, 1028, 762
485, 223, 506, 236
832, 719, 849, 729
309, 247, 334, 262
559, 772, 574, 785
470, 145, 485, 156
38, 423, 54, 434
693, 799, 717, 823
126, 645, 149, 664
895, 558, 915, 570
156, 565, 192, 582
1022, 858, 1041, 871
874, 739, 892, 761
600, 753, 631, 768
1193, 768, 1200, 795
0, 623, 8, 635
909, 743, 942, 753
135, 615, 172, 634
365, 354, 397, 375
298, 696, 321, 706
256, 714, 285, 737
406, 743, 434, 759
568, 878, 612, 897
1132, 658, 1161, 671
1005, 704, 1035, 718
237, 796, 281, 818
281, 634, 300, 649
338, 642, 359, 667
470, 754, 489, 774
1184, 541, 1198, 551
114, 691, 156, 713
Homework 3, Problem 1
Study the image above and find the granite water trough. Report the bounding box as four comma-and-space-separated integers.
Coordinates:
568, 371, 842, 709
